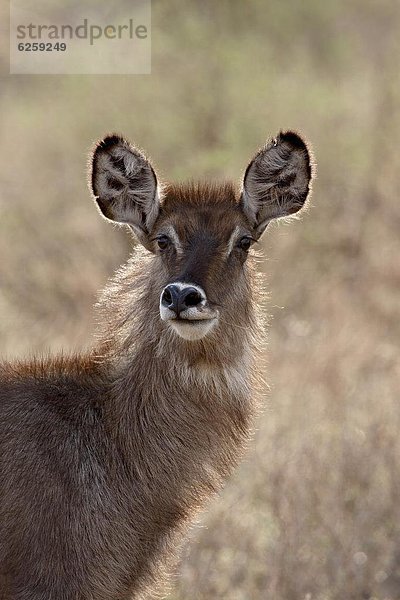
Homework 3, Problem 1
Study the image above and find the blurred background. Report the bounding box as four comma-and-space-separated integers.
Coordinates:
1, 0, 400, 598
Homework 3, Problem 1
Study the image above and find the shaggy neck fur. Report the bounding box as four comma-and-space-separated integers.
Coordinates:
96, 244, 263, 480
88, 246, 266, 596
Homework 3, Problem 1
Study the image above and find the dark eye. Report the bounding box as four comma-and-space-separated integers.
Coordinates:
238, 236, 253, 251
157, 235, 170, 251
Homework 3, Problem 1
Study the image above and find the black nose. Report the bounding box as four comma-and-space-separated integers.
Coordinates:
161, 285, 203, 316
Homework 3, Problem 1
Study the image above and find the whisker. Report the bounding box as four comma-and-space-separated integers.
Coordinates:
217, 316, 250, 331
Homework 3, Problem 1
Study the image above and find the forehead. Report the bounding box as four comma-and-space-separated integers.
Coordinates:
157, 182, 248, 241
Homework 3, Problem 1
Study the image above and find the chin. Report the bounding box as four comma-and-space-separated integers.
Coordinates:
167, 318, 218, 341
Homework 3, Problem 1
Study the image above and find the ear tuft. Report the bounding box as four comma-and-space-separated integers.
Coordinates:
95, 134, 126, 151
241, 130, 314, 237
89, 134, 160, 245
278, 130, 311, 153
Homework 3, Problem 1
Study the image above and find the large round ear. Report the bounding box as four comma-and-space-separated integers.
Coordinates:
89, 134, 160, 250
240, 131, 314, 238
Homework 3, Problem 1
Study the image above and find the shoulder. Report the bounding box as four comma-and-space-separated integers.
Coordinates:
0, 354, 109, 425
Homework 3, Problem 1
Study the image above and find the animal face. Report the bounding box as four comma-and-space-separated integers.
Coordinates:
153, 183, 254, 340
90, 132, 313, 341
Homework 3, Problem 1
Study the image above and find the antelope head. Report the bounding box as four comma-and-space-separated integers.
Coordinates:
90, 132, 313, 342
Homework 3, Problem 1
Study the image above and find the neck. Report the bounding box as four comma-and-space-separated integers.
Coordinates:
87, 249, 266, 590
95, 248, 264, 486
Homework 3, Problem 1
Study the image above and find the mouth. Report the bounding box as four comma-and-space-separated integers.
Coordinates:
167, 316, 218, 341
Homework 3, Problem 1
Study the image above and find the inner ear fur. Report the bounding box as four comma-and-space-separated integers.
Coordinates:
241, 131, 314, 237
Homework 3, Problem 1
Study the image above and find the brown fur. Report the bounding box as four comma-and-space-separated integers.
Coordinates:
0, 131, 313, 599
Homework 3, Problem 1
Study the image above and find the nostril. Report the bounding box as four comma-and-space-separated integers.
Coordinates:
184, 290, 202, 307
161, 287, 173, 307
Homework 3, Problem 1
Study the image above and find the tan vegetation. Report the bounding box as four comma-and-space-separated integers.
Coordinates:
1, 0, 399, 598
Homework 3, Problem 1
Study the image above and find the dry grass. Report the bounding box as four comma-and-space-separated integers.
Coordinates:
1, 1, 400, 598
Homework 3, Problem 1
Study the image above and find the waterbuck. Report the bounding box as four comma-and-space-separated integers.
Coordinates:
0, 131, 313, 599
